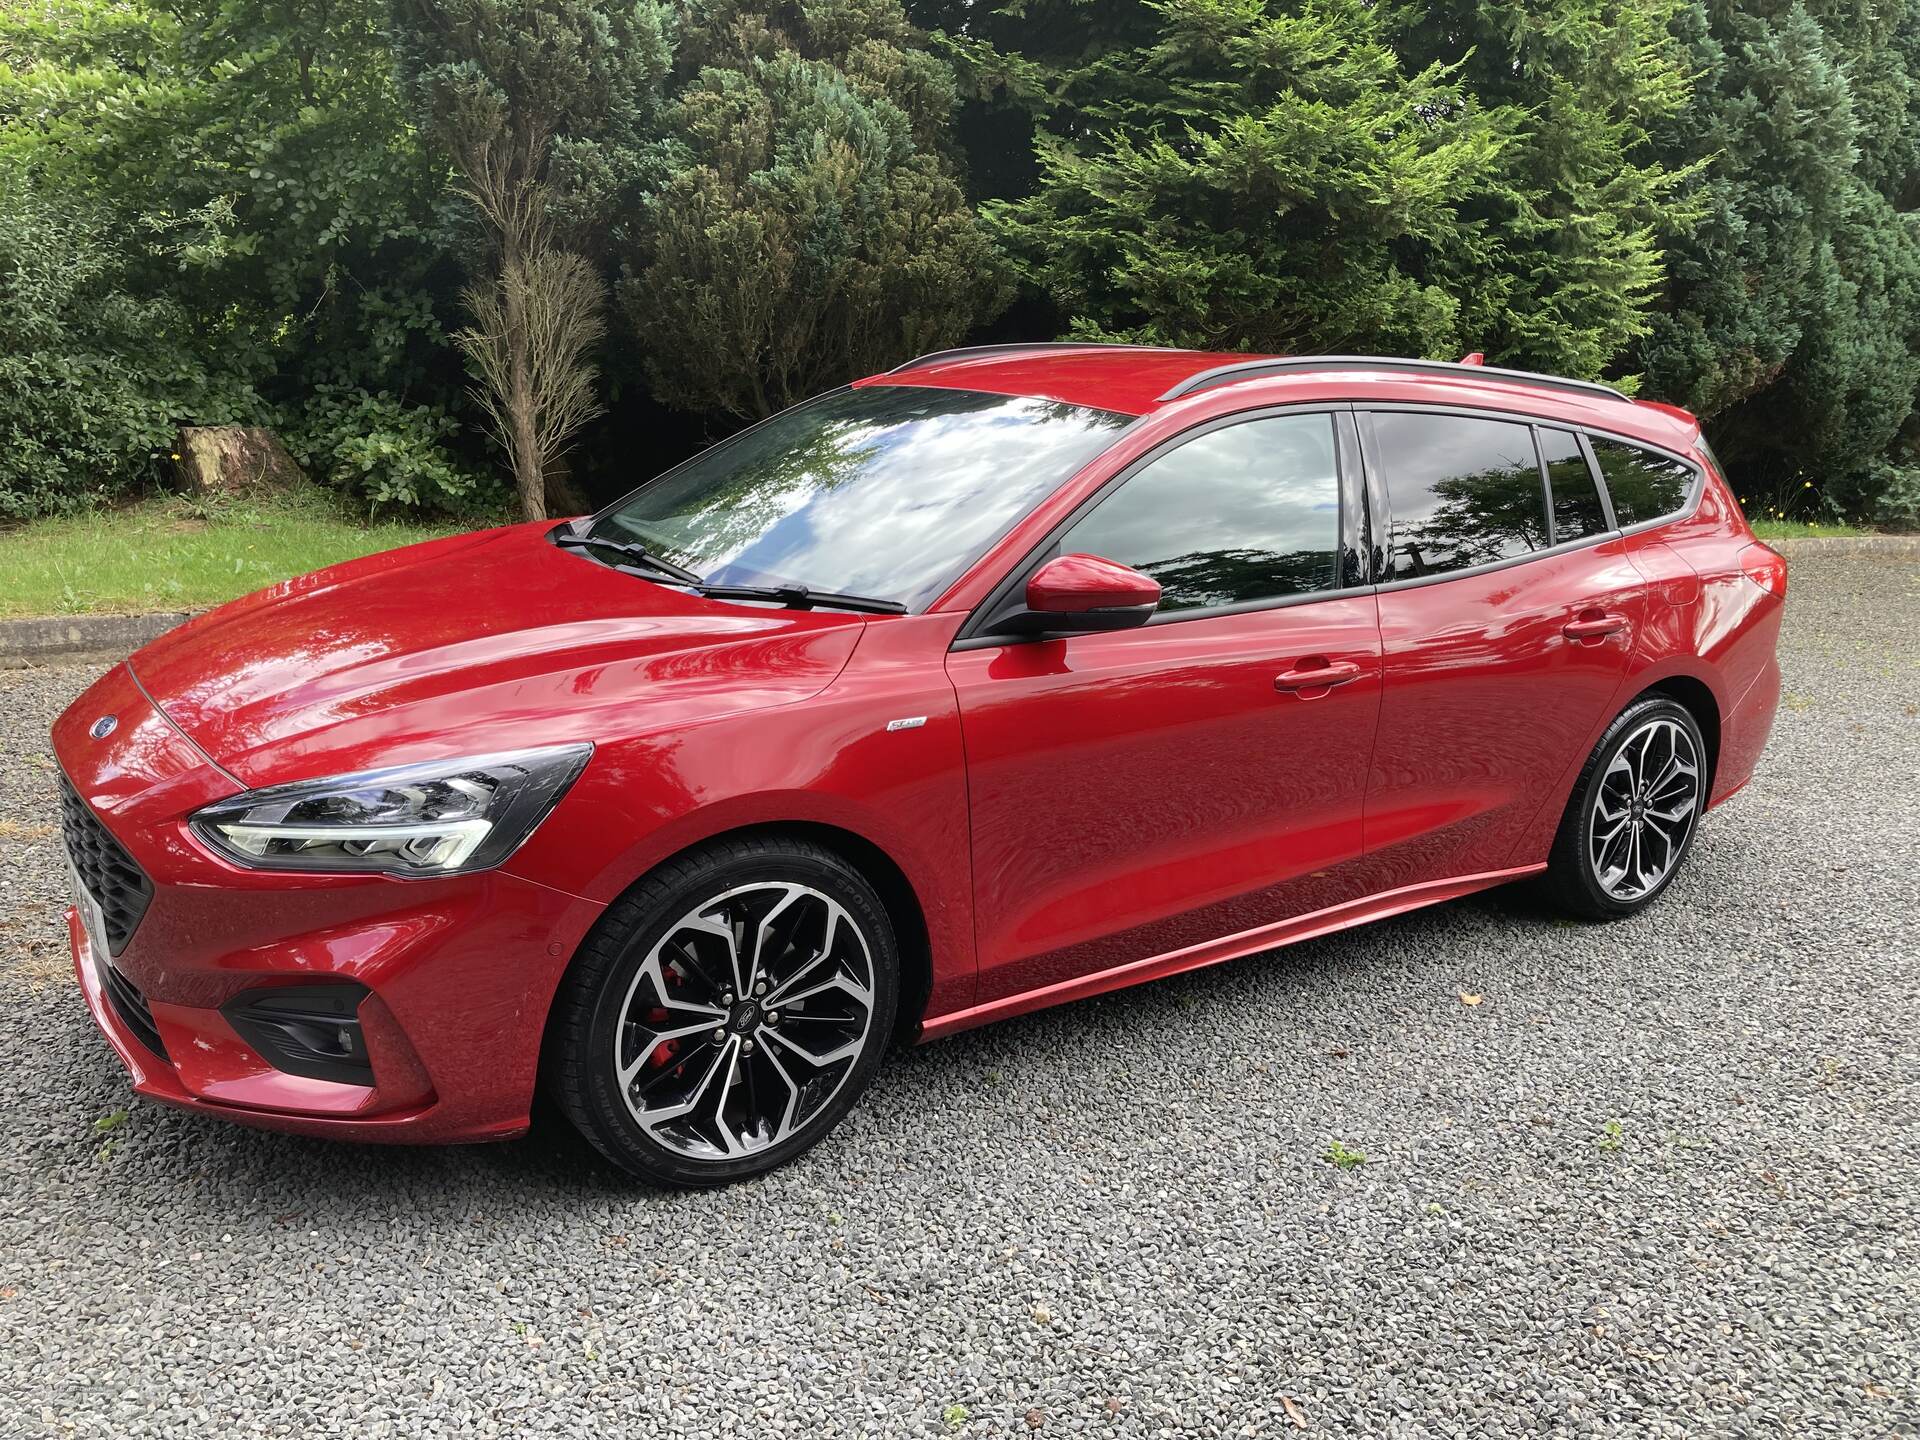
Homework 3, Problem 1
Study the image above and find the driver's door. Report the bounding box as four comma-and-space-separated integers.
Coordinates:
946, 409, 1384, 1006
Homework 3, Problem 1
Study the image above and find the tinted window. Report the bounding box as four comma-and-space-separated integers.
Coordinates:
1539, 428, 1609, 542
1590, 437, 1694, 527
1373, 414, 1548, 578
592, 386, 1131, 611
1057, 413, 1340, 613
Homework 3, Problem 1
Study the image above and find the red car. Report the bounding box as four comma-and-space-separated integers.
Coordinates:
53, 347, 1786, 1185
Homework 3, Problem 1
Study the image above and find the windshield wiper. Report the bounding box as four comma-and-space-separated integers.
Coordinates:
554, 529, 905, 615
694, 583, 907, 616
552, 531, 705, 587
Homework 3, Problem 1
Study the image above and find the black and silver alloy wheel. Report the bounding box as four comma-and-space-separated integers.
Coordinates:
1544, 694, 1709, 921
548, 837, 898, 1187
614, 882, 876, 1161
1586, 716, 1701, 902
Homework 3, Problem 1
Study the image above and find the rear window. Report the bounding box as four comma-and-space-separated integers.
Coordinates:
1371, 412, 1549, 579
1590, 437, 1695, 527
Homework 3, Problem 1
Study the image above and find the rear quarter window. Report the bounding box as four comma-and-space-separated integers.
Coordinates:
1590, 436, 1695, 527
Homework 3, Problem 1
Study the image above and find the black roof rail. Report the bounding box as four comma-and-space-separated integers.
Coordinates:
1156, 355, 1633, 405
888, 341, 1172, 374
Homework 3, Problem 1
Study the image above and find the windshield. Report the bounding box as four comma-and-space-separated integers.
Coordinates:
588, 386, 1133, 611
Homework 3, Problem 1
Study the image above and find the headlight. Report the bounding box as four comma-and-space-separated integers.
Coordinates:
190, 744, 592, 876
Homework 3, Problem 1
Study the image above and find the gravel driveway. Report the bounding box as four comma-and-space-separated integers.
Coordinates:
1, 547, 1915, 1438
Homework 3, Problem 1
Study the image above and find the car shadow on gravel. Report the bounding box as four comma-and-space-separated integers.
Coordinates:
118, 880, 1571, 1211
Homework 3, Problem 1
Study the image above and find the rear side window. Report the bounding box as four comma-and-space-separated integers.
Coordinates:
1538, 428, 1609, 542
1371, 413, 1548, 579
1057, 413, 1340, 613
1590, 437, 1695, 527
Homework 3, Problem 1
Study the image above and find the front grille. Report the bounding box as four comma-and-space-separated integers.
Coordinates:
58, 777, 152, 955
101, 961, 167, 1059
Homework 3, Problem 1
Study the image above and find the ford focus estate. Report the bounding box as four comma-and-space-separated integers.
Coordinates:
53, 346, 1786, 1185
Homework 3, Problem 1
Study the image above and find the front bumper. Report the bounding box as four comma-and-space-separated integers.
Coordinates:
55, 664, 604, 1144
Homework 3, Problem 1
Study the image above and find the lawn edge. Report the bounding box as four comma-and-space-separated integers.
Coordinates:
0, 611, 194, 669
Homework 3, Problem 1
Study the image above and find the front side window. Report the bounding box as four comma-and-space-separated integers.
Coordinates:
1054, 413, 1342, 613
591, 386, 1132, 611
1590, 436, 1695, 527
1539, 428, 1610, 542
1372, 413, 1549, 578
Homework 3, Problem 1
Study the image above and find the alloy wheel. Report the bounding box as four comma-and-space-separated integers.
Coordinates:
1587, 717, 1701, 902
611, 882, 876, 1161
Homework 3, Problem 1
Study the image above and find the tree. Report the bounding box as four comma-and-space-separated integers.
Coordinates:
967, 0, 1509, 358
615, 0, 1008, 420
0, 0, 487, 514
1637, 1, 1920, 522
391, 0, 673, 517
1386, 0, 1695, 379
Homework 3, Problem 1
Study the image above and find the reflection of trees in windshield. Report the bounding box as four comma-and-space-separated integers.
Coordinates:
593, 387, 1130, 608
641, 415, 884, 571
1391, 464, 1549, 577
1143, 546, 1340, 611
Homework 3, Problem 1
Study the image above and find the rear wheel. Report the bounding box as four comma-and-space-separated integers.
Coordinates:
1543, 695, 1706, 920
546, 837, 898, 1187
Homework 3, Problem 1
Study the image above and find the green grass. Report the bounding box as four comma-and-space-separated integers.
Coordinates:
0, 491, 486, 618
1748, 518, 1864, 540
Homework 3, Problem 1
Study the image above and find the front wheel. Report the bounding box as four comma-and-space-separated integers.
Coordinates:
545, 837, 899, 1187
1542, 696, 1707, 921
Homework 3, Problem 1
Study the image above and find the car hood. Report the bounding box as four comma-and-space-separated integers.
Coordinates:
130, 522, 867, 788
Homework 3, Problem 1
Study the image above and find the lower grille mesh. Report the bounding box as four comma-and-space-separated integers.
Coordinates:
101, 961, 167, 1059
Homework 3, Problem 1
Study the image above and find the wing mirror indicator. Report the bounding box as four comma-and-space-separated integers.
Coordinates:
1004, 553, 1162, 635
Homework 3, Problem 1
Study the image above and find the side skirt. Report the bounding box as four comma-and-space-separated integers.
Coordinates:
915, 863, 1546, 1042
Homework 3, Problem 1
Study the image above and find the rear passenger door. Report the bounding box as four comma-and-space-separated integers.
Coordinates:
1357, 409, 1646, 889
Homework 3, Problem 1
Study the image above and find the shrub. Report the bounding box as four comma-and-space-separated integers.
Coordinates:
285, 387, 501, 515
0, 169, 255, 519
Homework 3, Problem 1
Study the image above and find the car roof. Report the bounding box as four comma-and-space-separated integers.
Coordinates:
854, 344, 1702, 454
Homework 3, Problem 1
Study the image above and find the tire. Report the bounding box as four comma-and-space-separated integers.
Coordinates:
1541, 695, 1708, 922
545, 835, 899, 1187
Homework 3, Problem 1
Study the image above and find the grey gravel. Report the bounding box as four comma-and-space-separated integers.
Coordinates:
1, 547, 1916, 1438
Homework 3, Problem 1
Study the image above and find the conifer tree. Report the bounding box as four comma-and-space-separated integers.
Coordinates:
1638, 1, 1920, 523
974, 0, 1507, 358
615, 0, 1007, 420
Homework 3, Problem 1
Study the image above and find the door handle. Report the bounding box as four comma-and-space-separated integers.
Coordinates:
1274, 659, 1362, 693
1562, 612, 1629, 643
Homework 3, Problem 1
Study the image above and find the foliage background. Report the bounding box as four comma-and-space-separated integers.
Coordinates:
4, 0, 1919, 527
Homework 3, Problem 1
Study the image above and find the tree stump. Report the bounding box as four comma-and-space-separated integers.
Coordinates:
172, 426, 306, 497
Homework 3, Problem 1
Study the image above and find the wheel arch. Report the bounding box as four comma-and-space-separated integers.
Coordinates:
1507, 665, 1726, 871
545, 819, 937, 1053
1637, 673, 1722, 797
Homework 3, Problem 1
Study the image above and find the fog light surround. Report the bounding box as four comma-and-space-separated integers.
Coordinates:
222, 983, 375, 1086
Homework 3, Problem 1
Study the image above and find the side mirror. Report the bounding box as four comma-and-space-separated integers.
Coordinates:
1004, 553, 1161, 635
